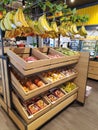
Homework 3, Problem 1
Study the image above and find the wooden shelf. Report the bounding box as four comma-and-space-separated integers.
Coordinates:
7, 47, 80, 76
9, 93, 77, 130
11, 72, 78, 100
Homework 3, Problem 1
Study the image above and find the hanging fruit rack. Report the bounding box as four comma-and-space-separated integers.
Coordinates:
0, 0, 89, 40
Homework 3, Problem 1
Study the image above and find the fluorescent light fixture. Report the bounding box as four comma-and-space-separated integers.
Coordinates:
71, 0, 75, 3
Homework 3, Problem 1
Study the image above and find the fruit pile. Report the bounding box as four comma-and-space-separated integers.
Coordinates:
60, 67, 76, 77
12, 69, 46, 92
40, 70, 65, 83
44, 88, 65, 103
0, 7, 88, 39
55, 48, 79, 56
21, 96, 48, 115
22, 76, 46, 92
36, 47, 63, 59
61, 82, 77, 93
23, 56, 38, 63
47, 54, 61, 59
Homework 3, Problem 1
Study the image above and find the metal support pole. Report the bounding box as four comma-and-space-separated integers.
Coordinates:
0, 29, 4, 55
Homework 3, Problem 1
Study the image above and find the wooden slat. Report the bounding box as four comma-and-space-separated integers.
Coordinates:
0, 97, 7, 112
3, 60, 11, 108
74, 52, 89, 104
8, 108, 25, 130
89, 61, 98, 67
10, 47, 30, 54
0, 59, 7, 103
88, 66, 98, 75
88, 73, 98, 80
50, 60, 78, 69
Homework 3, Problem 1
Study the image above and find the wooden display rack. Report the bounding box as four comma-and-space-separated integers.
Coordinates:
0, 46, 89, 130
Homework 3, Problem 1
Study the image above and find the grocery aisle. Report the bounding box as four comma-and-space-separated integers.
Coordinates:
0, 79, 98, 130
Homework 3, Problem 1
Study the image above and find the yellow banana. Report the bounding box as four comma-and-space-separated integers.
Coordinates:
13, 9, 22, 27
33, 21, 42, 35
4, 11, 16, 30
29, 20, 41, 35
59, 26, 69, 37
0, 19, 6, 31
79, 25, 87, 36
38, 15, 53, 33
69, 25, 75, 34
27, 18, 34, 28
38, 20, 46, 34
18, 8, 29, 27
81, 25, 87, 35
51, 21, 58, 33
72, 24, 78, 34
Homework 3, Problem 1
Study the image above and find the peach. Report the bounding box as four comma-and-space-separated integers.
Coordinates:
29, 84, 37, 90
37, 81, 45, 87
34, 78, 40, 84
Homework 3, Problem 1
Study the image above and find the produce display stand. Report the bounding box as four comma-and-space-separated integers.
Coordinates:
0, 28, 89, 130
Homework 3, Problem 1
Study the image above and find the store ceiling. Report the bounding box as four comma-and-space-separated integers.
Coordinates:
7, 0, 98, 9
66, 0, 98, 8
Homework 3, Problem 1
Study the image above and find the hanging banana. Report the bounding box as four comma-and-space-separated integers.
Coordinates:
3, 11, 16, 30
51, 21, 59, 33
38, 15, 53, 33
72, 24, 78, 34
13, 8, 29, 27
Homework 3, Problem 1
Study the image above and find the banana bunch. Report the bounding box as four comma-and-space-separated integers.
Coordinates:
79, 25, 87, 36
38, 15, 53, 34
70, 24, 78, 34
3, 11, 16, 30
13, 8, 29, 27
51, 21, 59, 33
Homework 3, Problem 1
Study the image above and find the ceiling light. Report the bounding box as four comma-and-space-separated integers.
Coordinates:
70, 0, 75, 3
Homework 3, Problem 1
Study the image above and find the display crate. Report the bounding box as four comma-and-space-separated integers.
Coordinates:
11, 72, 50, 100
43, 87, 78, 108
7, 47, 50, 70
54, 47, 80, 61
12, 92, 51, 124
35, 47, 66, 64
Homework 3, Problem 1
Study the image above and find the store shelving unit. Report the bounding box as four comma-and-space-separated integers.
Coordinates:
0, 43, 89, 130
80, 40, 97, 57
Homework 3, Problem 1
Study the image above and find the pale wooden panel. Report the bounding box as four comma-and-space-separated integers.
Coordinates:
88, 66, 98, 75
88, 73, 98, 80
3, 60, 11, 108
74, 52, 89, 104
89, 61, 98, 67
0, 98, 7, 112
10, 47, 30, 54
0, 59, 7, 103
